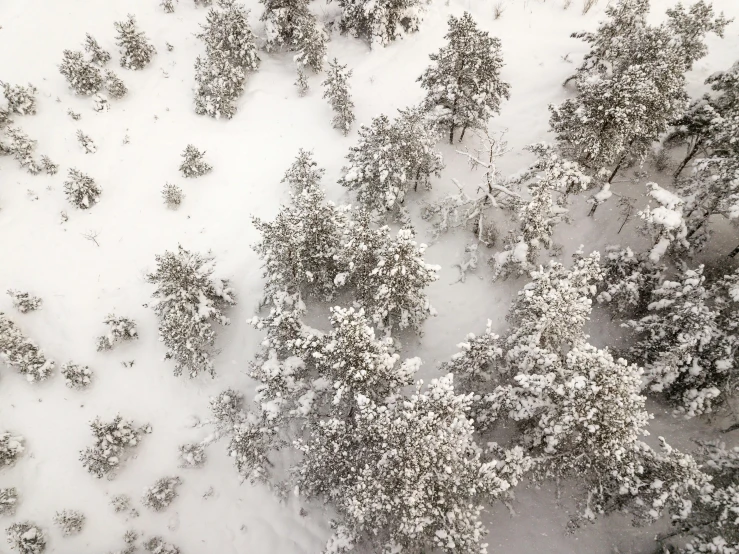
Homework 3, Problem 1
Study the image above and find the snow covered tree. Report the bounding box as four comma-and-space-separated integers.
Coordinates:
0, 312, 54, 382
143, 537, 180, 554
339, 107, 443, 214
60, 362, 93, 390
64, 168, 101, 209
114, 15, 156, 70
596, 245, 663, 316
194, 50, 246, 119
7, 290, 42, 313
665, 1, 730, 72
162, 183, 184, 208
281, 149, 324, 193
146, 246, 236, 378
162, 0, 177, 12
59, 50, 104, 95
84, 33, 111, 65
1, 127, 42, 175
79, 415, 150, 478
638, 182, 689, 263
0, 488, 18, 516
76, 130, 96, 154
96, 314, 138, 351
40, 155, 57, 175
178, 442, 206, 467
141, 476, 182, 511
419, 12, 510, 144
198, 2, 260, 70
53, 510, 85, 536
179, 145, 212, 177
252, 185, 349, 302
333, 0, 423, 46
0, 432, 24, 467
104, 70, 128, 99
92, 92, 110, 112
322, 59, 354, 135
1, 82, 37, 115
5, 522, 45, 554
295, 374, 530, 554
262, 0, 326, 69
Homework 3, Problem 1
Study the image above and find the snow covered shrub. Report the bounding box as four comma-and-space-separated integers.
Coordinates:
193, 51, 246, 120
419, 12, 509, 144
0, 313, 54, 382
80, 415, 150, 478
179, 145, 211, 177
141, 476, 182, 511
0, 433, 24, 467
7, 290, 42, 313
104, 70, 128, 99
143, 537, 180, 554
2, 83, 37, 115
281, 149, 324, 193
146, 246, 236, 378
2, 127, 42, 175
295, 374, 530, 554
0, 106, 11, 128
110, 494, 132, 514
96, 315, 138, 351
92, 93, 110, 112
333, 0, 422, 46
339, 107, 443, 214
161, 183, 184, 208
596, 245, 663, 316
115, 15, 156, 70
162, 0, 177, 12
262, 0, 327, 70
179, 443, 206, 468
59, 50, 103, 95
60, 362, 93, 390
76, 130, 96, 154
53, 510, 85, 536
0, 488, 18, 516
64, 168, 101, 209
5, 522, 45, 554
197, 2, 260, 69
638, 182, 688, 263
322, 59, 354, 135
40, 156, 58, 175
84, 34, 111, 65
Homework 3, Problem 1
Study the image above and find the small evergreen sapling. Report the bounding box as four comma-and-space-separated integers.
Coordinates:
1, 83, 37, 115
84, 34, 111, 65
419, 12, 510, 144
179, 145, 212, 177
333, 0, 423, 46
143, 537, 180, 554
60, 362, 93, 390
322, 59, 355, 135
193, 51, 246, 120
76, 130, 96, 154
281, 149, 324, 193
79, 415, 150, 478
40, 156, 58, 175
596, 245, 663, 316
53, 510, 85, 536
141, 476, 182, 511
0, 312, 54, 382
162, 0, 177, 12
0, 488, 18, 516
179, 443, 206, 468
197, 2, 260, 69
162, 183, 184, 208
7, 290, 42, 313
64, 168, 101, 209
59, 50, 104, 95
5, 522, 45, 554
2, 127, 42, 175
104, 70, 128, 99
96, 315, 138, 351
0, 433, 24, 467
638, 182, 688, 262
114, 15, 156, 70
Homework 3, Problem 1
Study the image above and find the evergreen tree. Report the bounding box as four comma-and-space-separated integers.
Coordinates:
197, 2, 260, 70
281, 149, 324, 193
0, 432, 24, 467
322, 59, 355, 135
638, 182, 688, 262
5, 522, 45, 554
59, 50, 104, 95
0, 312, 54, 382
96, 315, 138, 351
418, 12, 510, 144
146, 246, 236, 378
104, 70, 128, 99
63, 168, 101, 209
179, 145, 212, 177
262, 0, 327, 73
1, 127, 42, 175
194, 51, 246, 120
114, 15, 156, 70
1, 82, 37, 115
141, 476, 182, 511
53, 510, 85, 536
333, 0, 423, 46
162, 183, 184, 208
60, 362, 93, 390
596, 245, 663, 316
84, 33, 111, 65
79, 415, 150, 478
0, 487, 18, 516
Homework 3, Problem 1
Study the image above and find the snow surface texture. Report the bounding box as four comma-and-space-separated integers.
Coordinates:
0, 0, 737, 553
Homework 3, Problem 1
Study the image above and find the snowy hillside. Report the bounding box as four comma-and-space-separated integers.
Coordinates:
1, 0, 738, 552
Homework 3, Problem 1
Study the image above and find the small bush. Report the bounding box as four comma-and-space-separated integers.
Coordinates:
0, 487, 19, 516
141, 476, 182, 511
7, 290, 42, 313
53, 509, 85, 536
60, 362, 93, 390
5, 522, 45, 554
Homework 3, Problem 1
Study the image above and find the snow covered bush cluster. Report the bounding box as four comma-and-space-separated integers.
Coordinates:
162, 183, 184, 208
52, 509, 85, 536
142, 537, 180, 554
0, 487, 19, 516
63, 168, 101, 209
0, 432, 24, 467
60, 362, 93, 390
0, 313, 54, 382
96, 314, 138, 351
2, 82, 37, 115
79, 415, 150, 478
333, 0, 423, 47
5, 522, 46, 554
141, 476, 182, 511
7, 290, 42, 313
115, 15, 156, 70
179, 145, 211, 177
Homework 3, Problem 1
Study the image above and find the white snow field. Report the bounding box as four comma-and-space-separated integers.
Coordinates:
1, 0, 738, 552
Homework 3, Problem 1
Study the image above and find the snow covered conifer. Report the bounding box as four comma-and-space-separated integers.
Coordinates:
40, 155, 58, 175
178, 443, 206, 467
115, 15, 156, 70
76, 130, 96, 154
84, 34, 111, 65
5, 522, 45, 554
322, 59, 354, 135
0, 312, 54, 382
162, 0, 177, 12
638, 182, 689, 262
60, 362, 93, 390
261, 0, 326, 67
0, 487, 18, 516
2, 127, 42, 175
7, 290, 42, 314
59, 50, 104, 95
419, 12, 509, 144
596, 245, 663, 316
193, 51, 246, 119
104, 70, 128, 99
146, 246, 236, 378
141, 476, 182, 511
1, 83, 37, 115
334, 0, 423, 46
179, 145, 212, 177
96, 314, 138, 351
63, 168, 101, 209
79, 415, 149, 478
162, 183, 184, 208
281, 149, 324, 193
53, 510, 85, 536
0, 432, 24, 467
665, 1, 730, 72
143, 537, 180, 554
197, 2, 260, 70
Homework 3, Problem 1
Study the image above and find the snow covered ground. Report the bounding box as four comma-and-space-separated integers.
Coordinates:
1, 0, 738, 552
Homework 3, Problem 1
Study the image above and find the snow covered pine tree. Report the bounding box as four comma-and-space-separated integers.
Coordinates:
114, 15, 156, 70
322, 59, 355, 135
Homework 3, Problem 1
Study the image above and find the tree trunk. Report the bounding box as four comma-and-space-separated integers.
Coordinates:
459, 125, 468, 142
729, 243, 739, 258
414, 168, 421, 192
588, 203, 598, 217
608, 155, 626, 183
674, 140, 700, 180
449, 123, 455, 145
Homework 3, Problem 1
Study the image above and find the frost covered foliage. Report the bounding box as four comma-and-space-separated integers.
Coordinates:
262, 0, 327, 73
5, 522, 45, 554
333, 0, 422, 47
141, 476, 182, 511
96, 315, 138, 351
64, 168, 101, 209
194, 51, 246, 119
143, 537, 180, 554
162, 183, 184, 208
627, 266, 724, 417
198, 2, 260, 69
60, 362, 93, 390
550, 0, 727, 179
76, 130, 96, 154
84, 33, 111, 65
339, 107, 443, 214
104, 70, 128, 99
322, 59, 354, 135
596, 246, 663, 316
179, 145, 212, 177
253, 185, 349, 302
296, 374, 529, 554
0, 432, 24, 467
40, 155, 58, 175
59, 50, 103, 95
162, 0, 177, 12
114, 15, 156, 70
0, 487, 19, 516
282, 149, 324, 193
53, 510, 85, 536
419, 12, 509, 144
7, 290, 42, 313
79, 415, 149, 478
179, 442, 206, 467
0, 313, 54, 382
2, 83, 37, 115
1, 127, 42, 175
146, 246, 236, 378
639, 182, 688, 263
